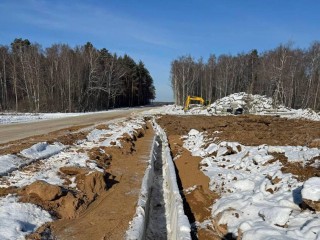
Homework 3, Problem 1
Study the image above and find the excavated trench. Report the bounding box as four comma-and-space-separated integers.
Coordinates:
144, 135, 167, 239
172, 163, 198, 240
128, 124, 192, 240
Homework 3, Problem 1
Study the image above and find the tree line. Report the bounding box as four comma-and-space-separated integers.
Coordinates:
171, 42, 320, 110
0, 38, 155, 112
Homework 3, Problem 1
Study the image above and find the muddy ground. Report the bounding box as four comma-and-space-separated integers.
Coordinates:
157, 114, 320, 240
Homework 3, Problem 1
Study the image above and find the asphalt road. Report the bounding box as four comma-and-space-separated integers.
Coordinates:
0, 107, 155, 144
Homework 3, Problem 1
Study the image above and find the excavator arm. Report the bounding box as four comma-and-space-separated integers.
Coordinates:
184, 96, 206, 111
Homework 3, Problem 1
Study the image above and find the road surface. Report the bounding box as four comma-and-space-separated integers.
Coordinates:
0, 107, 154, 144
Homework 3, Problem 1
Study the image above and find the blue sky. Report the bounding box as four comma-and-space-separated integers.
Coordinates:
0, 0, 319, 101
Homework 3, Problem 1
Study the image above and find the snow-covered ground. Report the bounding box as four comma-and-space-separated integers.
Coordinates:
182, 129, 320, 239
0, 142, 65, 177
0, 112, 87, 124
0, 116, 146, 239
147, 93, 320, 121
0, 97, 318, 239
0, 195, 52, 240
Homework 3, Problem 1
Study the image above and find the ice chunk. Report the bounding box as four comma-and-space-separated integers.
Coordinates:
21, 142, 65, 160
0, 155, 25, 176
232, 179, 255, 191
302, 177, 320, 201
205, 143, 218, 155
259, 207, 292, 226
268, 146, 285, 153
188, 129, 200, 136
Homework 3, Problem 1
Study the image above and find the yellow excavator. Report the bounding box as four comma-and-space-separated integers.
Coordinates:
184, 96, 209, 111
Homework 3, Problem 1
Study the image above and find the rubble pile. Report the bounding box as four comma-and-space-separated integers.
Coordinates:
208, 92, 288, 114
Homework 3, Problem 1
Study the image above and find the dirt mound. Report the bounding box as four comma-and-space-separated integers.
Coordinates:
22, 120, 153, 239
76, 171, 107, 202
185, 185, 215, 222
19, 169, 108, 220
59, 166, 88, 175
88, 147, 112, 168
24, 180, 63, 201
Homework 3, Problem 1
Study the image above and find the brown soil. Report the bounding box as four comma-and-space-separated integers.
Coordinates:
268, 153, 320, 182
0, 186, 19, 197
157, 115, 320, 147
36, 122, 154, 240
88, 147, 113, 169
167, 133, 220, 239
157, 114, 320, 240
0, 116, 153, 239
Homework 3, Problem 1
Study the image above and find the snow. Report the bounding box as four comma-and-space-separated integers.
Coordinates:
0, 142, 66, 177
208, 92, 320, 121
20, 142, 65, 160
267, 146, 320, 163
154, 122, 191, 240
259, 207, 292, 226
127, 122, 191, 240
0, 116, 149, 238
0, 151, 98, 188
0, 108, 132, 125
150, 92, 320, 121
233, 179, 255, 191
0, 112, 85, 124
86, 118, 145, 147
302, 177, 320, 202
0, 155, 31, 176
0, 195, 52, 240
0, 117, 146, 188
126, 206, 147, 240
182, 129, 320, 239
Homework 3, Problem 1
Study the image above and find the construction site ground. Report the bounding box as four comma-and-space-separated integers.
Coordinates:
157, 114, 320, 239
0, 110, 156, 240
0, 112, 320, 239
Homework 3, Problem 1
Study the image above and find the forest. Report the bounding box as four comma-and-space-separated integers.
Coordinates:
171, 42, 320, 110
0, 38, 155, 112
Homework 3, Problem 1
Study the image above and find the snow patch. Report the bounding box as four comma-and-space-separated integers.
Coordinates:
182, 128, 320, 239
151, 92, 320, 121
154, 122, 191, 240
259, 207, 292, 226
0, 195, 52, 240
302, 177, 320, 202
20, 142, 65, 160
0, 155, 31, 176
